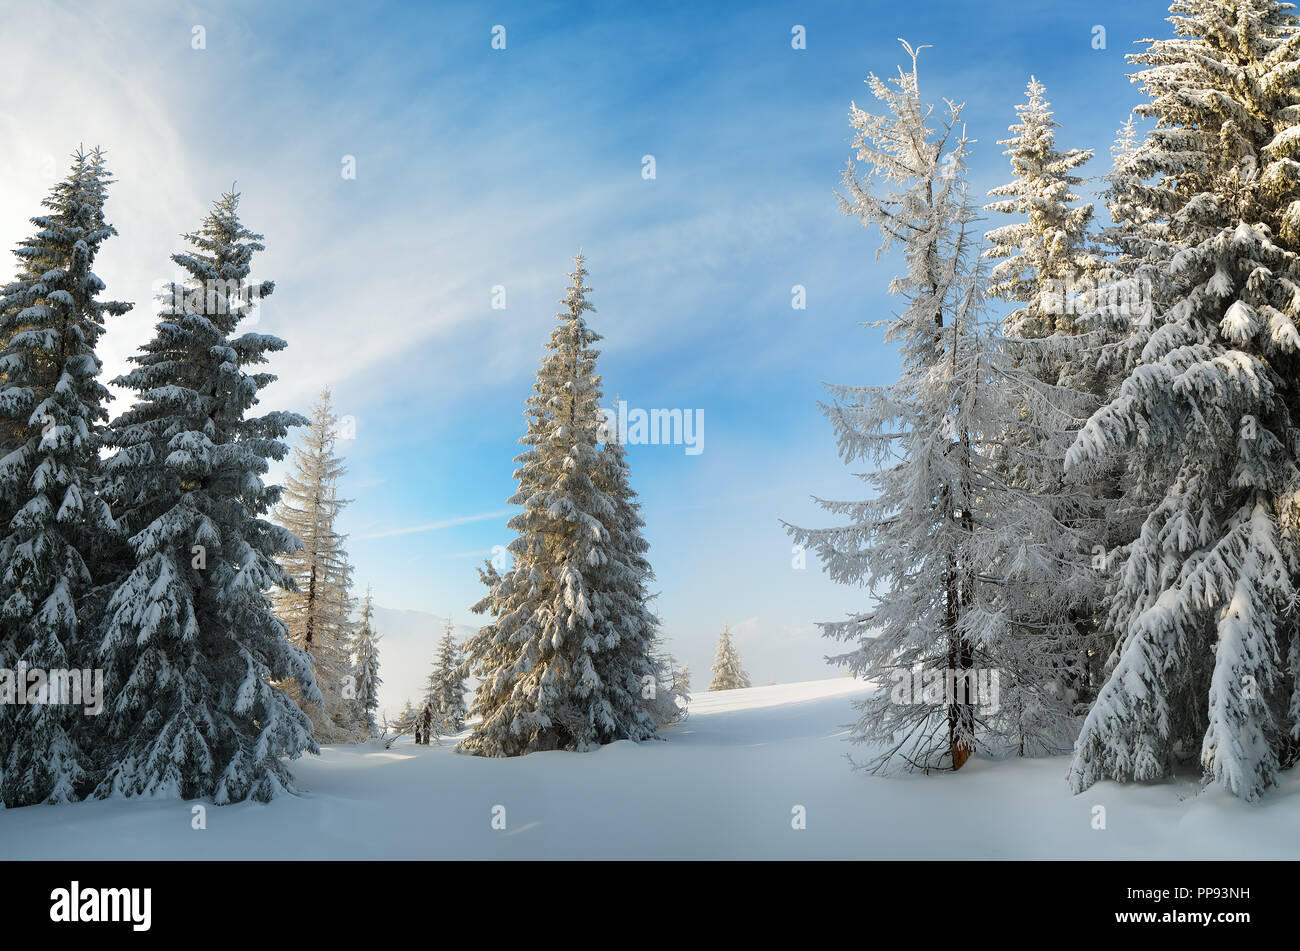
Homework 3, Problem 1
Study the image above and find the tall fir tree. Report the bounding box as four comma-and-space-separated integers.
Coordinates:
984, 77, 1097, 344
980, 77, 1109, 752
783, 44, 1067, 769
983, 77, 1102, 402
785, 45, 983, 770
273, 388, 360, 742
1067, 0, 1300, 800
0, 148, 131, 805
461, 254, 661, 756
351, 587, 382, 737
94, 190, 318, 803
708, 625, 750, 691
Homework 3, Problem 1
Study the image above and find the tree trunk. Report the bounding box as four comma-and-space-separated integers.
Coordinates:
948, 428, 976, 771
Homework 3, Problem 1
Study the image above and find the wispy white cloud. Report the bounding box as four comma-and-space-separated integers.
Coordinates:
355, 510, 511, 541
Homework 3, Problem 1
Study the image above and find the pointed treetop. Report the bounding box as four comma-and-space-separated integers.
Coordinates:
562, 252, 595, 318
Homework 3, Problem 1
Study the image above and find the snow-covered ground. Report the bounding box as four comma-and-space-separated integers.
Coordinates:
3, 677, 1296, 859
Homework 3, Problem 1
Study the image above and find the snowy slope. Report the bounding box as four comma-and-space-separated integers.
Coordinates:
2, 678, 1296, 859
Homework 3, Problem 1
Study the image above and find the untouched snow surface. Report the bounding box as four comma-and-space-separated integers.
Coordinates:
2, 677, 1296, 859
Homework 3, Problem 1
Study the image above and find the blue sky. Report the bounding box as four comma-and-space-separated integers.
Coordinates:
0, 0, 1161, 684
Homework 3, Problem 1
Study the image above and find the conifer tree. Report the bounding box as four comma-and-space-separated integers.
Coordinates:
984, 76, 1102, 404
426, 619, 467, 735
785, 43, 1043, 770
0, 148, 131, 805
1067, 0, 1300, 800
94, 190, 318, 803
461, 254, 660, 756
709, 626, 750, 691
351, 587, 382, 737
981, 77, 1109, 748
273, 389, 359, 742
985, 77, 1097, 345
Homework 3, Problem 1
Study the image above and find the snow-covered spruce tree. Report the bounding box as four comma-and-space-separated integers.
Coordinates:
94, 190, 318, 803
708, 626, 750, 691
351, 587, 382, 737
273, 388, 361, 742
460, 254, 661, 756
1067, 0, 1300, 801
980, 77, 1110, 749
784, 44, 1052, 770
985, 77, 1098, 343
0, 148, 131, 806
426, 619, 467, 735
